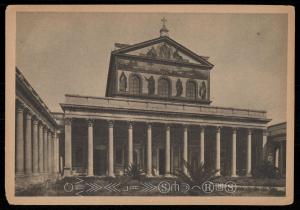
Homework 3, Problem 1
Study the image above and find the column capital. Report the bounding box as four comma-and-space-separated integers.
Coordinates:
165, 124, 171, 130
247, 128, 252, 135
43, 124, 48, 132
146, 122, 152, 129
108, 120, 114, 128
232, 127, 237, 133
32, 118, 39, 125
128, 121, 134, 128
25, 109, 33, 119
216, 126, 222, 132
199, 124, 207, 129
87, 118, 94, 127
64, 118, 72, 126
183, 124, 189, 129
53, 130, 58, 138
16, 100, 25, 112
48, 129, 53, 135
38, 120, 45, 127
262, 128, 268, 136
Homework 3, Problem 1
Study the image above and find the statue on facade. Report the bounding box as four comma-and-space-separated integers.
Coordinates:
145, 76, 155, 95
119, 72, 127, 92
199, 81, 207, 100
173, 49, 183, 61
146, 46, 157, 58
159, 43, 171, 59
176, 79, 183, 96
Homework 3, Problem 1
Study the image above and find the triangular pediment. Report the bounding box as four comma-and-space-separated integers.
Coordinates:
112, 37, 213, 68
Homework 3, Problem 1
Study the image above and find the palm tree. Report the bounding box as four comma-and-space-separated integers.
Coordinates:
174, 160, 220, 195
124, 163, 145, 182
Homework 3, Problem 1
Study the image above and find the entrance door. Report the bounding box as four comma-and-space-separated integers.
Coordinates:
159, 149, 165, 175
94, 149, 107, 176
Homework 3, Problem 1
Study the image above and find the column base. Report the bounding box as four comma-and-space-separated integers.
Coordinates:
32, 172, 39, 176
146, 173, 153, 178
16, 172, 25, 177
230, 174, 238, 178
164, 173, 173, 178
245, 173, 252, 177
215, 171, 221, 177
63, 168, 72, 177
108, 173, 115, 178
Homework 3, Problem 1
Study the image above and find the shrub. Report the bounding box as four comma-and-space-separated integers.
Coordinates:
174, 160, 219, 195
253, 161, 280, 179
124, 163, 145, 182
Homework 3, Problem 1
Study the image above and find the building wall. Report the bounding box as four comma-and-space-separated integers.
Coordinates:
116, 69, 207, 99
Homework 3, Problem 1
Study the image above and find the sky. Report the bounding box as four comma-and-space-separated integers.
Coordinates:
16, 12, 288, 125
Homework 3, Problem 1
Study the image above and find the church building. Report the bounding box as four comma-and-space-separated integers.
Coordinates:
15, 19, 273, 185
59, 19, 271, 177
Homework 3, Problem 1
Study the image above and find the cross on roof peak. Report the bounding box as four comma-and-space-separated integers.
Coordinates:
160, 17, 169, 37
161, 17, 167, 25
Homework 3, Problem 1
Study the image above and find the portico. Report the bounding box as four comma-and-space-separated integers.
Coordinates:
15, 68, 60, 185
61, 95, 270, 177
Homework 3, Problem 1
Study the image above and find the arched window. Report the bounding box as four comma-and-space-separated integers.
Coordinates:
129, 74, 141, 95
158, 78, 170, 97
119, 72, 127, 92
186, 81, 197, 99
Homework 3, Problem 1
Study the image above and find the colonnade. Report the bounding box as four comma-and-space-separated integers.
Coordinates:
15, 101, 60, 178
64, 118, 267, 177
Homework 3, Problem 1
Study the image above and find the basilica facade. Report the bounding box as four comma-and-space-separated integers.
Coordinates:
60, 23, 271, 178
15, 22, 278, 186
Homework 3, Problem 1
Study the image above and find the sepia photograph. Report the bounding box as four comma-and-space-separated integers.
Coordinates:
5, 5, 294, 205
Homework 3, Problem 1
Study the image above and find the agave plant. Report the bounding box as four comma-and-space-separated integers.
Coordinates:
174, 159, 220, 195
124, 163, 145, 182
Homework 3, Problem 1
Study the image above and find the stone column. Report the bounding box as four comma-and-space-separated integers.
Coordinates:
25, 110, 32, 175
52, 131, 57, 174
262, 129, 268, 162
38, 122, 44, 174
64, 118, 72, 176
16, 103, 24, 176
275, 147, 279, 168
279, 142, 284, 177
182, 125, 188, 175
146, 123, 152, 177
43, 125, 48, 174
231, 128, 237, 177
48, 131, 53, 174
55, 132, 60, 174
165, 124, 171, 176
246, 129, 252, 177
32, 118, 39, 175
108, 121, 115, 177
87, 119, 94, 176
128, 121, 133, 167
200, 126, 205, 166
215, 126, 221, 176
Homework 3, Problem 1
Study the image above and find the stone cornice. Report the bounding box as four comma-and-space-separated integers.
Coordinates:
112, 36, 214, 68
16, 67, 57, 127
115, 53, 212, 70
63, 94, 268, 114
60, 103, 271, 126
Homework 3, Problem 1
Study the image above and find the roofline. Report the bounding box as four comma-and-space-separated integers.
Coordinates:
64, 94, 269, 114
16, 67, 58, 127
60, 102, 271, 124
268, 122, 287, 128
112, 36, 214, 67
105, 52, 115, 97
